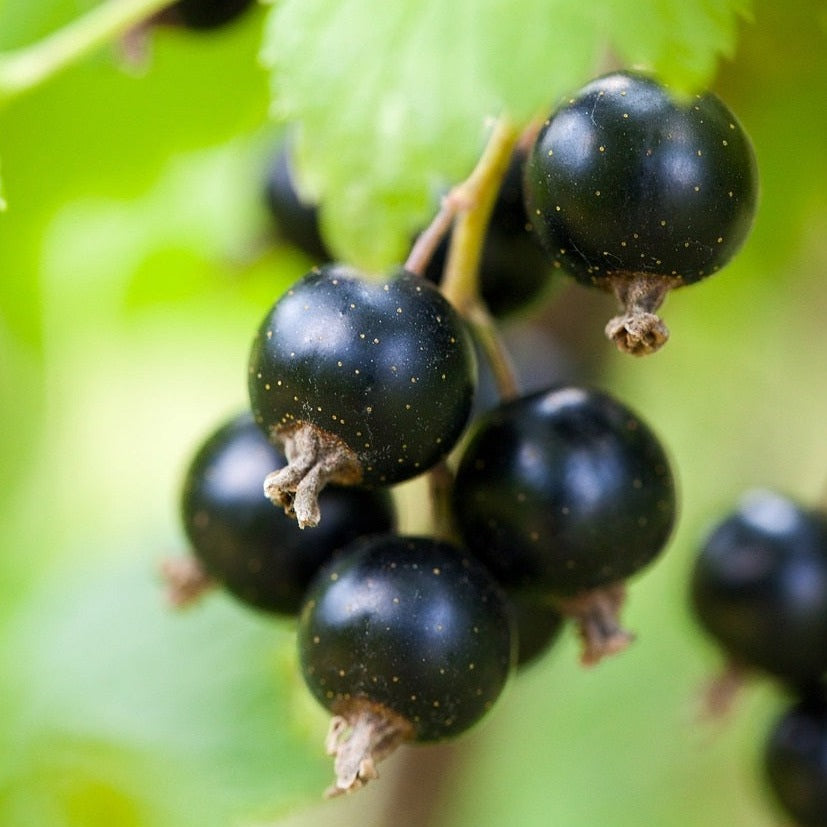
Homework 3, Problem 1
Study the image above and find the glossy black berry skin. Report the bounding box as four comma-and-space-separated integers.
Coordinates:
264, 142, 331, 264
167, 0, 255, 30
690, 489, 827, 688
765, 696, 827, 826
298, 535, 515, 741
425, 148, 551, 317
511, 598, 564, 668
524, 70, 758, 287
180, 412, 396, 614
248, 264, 476, 487
451, 385, 677, 597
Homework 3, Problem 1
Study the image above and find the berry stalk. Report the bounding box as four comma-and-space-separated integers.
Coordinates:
439, 116, 519, 313
404, 115, 519, 294
406, 115, 525, 402
465, 301, 520, 401
439, 116, 524, 401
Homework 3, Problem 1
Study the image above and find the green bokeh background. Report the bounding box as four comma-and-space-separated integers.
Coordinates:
0, 1, 825, 825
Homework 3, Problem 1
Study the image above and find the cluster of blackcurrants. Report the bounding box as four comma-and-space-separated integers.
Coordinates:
165, 67, 767, 801
691, 489, 827, 826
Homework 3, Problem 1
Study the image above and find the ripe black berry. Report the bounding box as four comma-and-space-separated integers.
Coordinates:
451, 385, 677, 664
765, 696, 827, 827
248, 264, 476, 527
162, 0, 255, 30
173, 411, 396, 614
511, 598, 564, 669
690, 489, 827, 691
297, 534, 515, 795
524, 70, 758, 355
425, 147, 551, 317
264, 142, 331, 264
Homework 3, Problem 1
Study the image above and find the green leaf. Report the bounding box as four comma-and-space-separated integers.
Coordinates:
0, 4, 269, 346
261, 0, 601, 272
600, 0, 753, 92
261, 0, 749, 272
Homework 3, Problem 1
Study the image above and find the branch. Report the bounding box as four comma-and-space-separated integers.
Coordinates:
0, 0, 176, 104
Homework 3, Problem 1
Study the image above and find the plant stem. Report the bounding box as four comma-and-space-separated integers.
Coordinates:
405, 114, 523, 401
427, 459, 458, 543
378, 741, 464, 827
404, 196, 455, 276
0, 0, 176, 104
466, 302, 520, 401
439, 115, 519, 313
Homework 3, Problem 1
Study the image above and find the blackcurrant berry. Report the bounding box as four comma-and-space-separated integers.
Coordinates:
451, 385, 677, 664
424, 147, 552, 317
297, 534, 515, 795
248, 264, 476, 527
264, 141, 331, 264
690, 489, 827, 691
524, 70, 758, 355
172, 411, 396, 614
511, 597, 564, 669
161, 0, 255, 30
765, 696, 827, 827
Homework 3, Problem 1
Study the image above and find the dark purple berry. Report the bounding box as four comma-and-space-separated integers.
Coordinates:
264, 141, 331, 264
524, 70, 758, 355
451, 385, 677, 664
765, 696, 827, 827
690, 489, 827, 690
248, 264, 476, 527
511, 598, 564, 669
162, 0, 255, 30
174, 411, 396, 614
297, 534, 515, 795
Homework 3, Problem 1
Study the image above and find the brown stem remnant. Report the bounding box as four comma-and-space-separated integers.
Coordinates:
555, 581, 635, 666
159, 556, 215, 607
604, 273, 683, 356
264, 422, 362, 529
696, 657, 752, 722
324, 700, 414, 797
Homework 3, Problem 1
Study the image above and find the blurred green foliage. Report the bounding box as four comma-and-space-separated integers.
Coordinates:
0, 0, 825, 825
